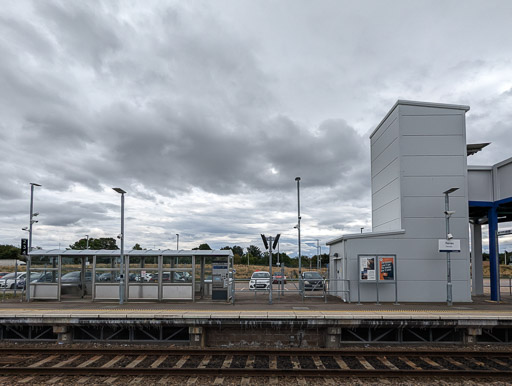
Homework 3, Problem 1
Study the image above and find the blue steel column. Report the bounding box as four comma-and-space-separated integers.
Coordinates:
488, 205, 500, 301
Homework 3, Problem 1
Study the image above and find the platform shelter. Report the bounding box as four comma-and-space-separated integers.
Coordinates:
26, 249, 233, 302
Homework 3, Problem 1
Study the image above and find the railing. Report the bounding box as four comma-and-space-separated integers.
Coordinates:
483, 277, 512, 296
230, 277, 351, 304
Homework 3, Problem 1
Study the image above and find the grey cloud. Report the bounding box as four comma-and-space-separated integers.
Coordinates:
35, 1, 122, 69
2, 1, 512, 251
38, 201, 116, 227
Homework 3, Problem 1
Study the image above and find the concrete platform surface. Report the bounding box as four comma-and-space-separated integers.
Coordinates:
0, 295, 511, 320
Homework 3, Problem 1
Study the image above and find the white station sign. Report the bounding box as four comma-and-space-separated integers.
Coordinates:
439, 239, 461, 252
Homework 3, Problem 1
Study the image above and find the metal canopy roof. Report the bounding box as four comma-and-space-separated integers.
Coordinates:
467, 143, 490, 156
29, 249, 233, 257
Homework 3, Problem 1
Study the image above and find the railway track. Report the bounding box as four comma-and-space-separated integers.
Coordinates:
0, 347, 511, 379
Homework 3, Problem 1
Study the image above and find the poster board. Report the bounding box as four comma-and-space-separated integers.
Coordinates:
359, 256, 376, 281
357, 254, 398, 304
378, 256, 395, 282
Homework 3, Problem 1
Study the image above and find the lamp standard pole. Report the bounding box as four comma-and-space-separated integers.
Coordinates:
113, 188, 126, 305
295, 177, 302, 275
176, 234, 179, 250
27, 182, 41, 302
85, 235, 89, 249
443, 187, 458, 306
317, 239, 320, 270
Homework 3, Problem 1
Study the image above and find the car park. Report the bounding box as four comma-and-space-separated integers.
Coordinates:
249, 271, 271, 290
301, 271, 324, 291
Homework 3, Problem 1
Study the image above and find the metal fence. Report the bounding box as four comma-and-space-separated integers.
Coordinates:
230, 278, 351, 305
483, 277, 512, 296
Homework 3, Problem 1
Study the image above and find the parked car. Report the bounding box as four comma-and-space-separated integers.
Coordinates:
249, 271, 271, 290
0, 272, 26, 289
61, 271, 97, 295
272, 272, 287, 284
148, 272, 186, 283
301, 271, 324, 291
0, 272, 10, 279
16, 272, 52, 289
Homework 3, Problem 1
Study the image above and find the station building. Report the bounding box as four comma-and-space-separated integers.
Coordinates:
328, 100, 512, 303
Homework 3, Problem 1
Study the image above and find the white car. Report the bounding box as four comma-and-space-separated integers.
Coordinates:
249, 271, 271, 290
0, 272, 26, 289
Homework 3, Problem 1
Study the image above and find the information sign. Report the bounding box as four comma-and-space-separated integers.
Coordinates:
438, 239, 461, 252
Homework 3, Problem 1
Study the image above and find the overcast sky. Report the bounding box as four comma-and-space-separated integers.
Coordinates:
2, 0, 512, 255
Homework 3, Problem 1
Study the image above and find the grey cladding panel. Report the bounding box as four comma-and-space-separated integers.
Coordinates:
402, 176, 466, 197
401, 115, 464, 136
356, 280, 472, 302
402, 155, 465, 177
372, 140, 399, 177
372, 219, 401, 232
468, 170, 493, 202
372, 198, 400, 228
345, 236, 469, 262
402, 196, 468, 219
497, 162, 512, 201
371, 108, 399, 143
402, 217, 469, 239
400, 104, 466, 117
372, 178, 400, 209
371, 119, 399, 161
372, 158, 400, 192
401, 135, 465, 156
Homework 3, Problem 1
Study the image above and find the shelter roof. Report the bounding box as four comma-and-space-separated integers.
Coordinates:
29, 249, 233, 257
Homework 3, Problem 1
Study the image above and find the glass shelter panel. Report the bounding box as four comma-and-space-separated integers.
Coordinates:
161, 255, 194, 300
93, 255, 121, 300
126, 255, 159, 300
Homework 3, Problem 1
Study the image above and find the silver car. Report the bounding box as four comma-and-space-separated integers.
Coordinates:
0, 272, 26, 289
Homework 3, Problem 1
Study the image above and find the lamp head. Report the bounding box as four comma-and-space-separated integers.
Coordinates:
112, 187, 126, 194
443, 187, 459, 195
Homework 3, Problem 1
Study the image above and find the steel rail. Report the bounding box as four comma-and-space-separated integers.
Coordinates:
0, 367, 511, 378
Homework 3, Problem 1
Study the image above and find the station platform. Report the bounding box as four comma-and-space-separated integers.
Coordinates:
1, 295, 511, 347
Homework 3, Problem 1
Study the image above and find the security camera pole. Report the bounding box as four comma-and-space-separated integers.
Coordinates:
443, 187, 458, 306
113, 188, 126, 305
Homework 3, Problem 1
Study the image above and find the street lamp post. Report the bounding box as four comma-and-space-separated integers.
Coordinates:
317, 239, 321, 270
295, 177, 302, 275
85, 235, 89, 249
176, 234, 179, 250
113, 188, 126, 305
26, 182, 41, 302
443, 187, 459, 306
